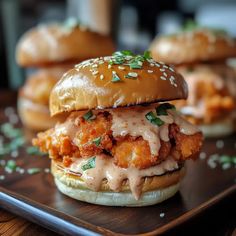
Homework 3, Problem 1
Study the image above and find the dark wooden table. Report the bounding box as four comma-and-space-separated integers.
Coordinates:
0, 91, 236, 236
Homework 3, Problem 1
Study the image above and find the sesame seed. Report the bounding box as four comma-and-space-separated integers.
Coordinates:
147, 70, 153, 73
163, 72, 167, 77
11, 150, 18, 158
0, 175, 5, 180
160, 68, 165, 72
160, 76, 166, 80
99, 61, 104, 64
92, 71, 99, 75
207, 154, 219, 169
100, 75, 104, 80
222, 162, 231, 170
118, 66, 125, 70
137, 61, 143, 66
216, 140, 224, 149
200, 152, 207, 160
150, 63, 155, 67
44, 168, 50, 173
108, 64, 112, 69
92, 64, 98, 68
169, 67, 175, 72
125, 55, 133, 60
160, 213, 165, 218
128, 72, 138, 77
155, 63, 160, 67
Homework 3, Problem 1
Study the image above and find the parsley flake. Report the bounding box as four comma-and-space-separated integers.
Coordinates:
145, 111, 164, 127
92, 137, 101, 146
83, 110, 96, 121
81, 157, 96, 171
156, 103, 176, 116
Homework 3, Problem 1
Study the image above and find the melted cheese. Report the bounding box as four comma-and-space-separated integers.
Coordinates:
68, 155, 179, 200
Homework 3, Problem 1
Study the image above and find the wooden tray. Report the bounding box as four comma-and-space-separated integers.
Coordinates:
0, 105, 236, 236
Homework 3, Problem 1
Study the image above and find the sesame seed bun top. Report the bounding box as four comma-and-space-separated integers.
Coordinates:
16, 22, 115, 67
150, 28, 236, 65
50, 51, 188, 116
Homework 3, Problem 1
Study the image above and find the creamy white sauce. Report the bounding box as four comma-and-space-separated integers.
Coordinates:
110, 105, 199, 156
68, 155, 179, 200
53, 105, 199, 199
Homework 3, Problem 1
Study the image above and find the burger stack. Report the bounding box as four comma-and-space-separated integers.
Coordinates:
33, 51, 203, 206
150, 27, 236, 137
16, 20, 114, 131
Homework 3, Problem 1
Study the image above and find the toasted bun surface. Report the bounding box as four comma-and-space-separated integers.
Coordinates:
17, 97, 58, 131
51, 160, 185, 206
150, 29, 236, 65
50, 54, 188, 116
16, 24, 115, 67
19, 66, 71, 105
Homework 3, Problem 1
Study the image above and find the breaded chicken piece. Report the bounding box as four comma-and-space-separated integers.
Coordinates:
33, 111, 203, 169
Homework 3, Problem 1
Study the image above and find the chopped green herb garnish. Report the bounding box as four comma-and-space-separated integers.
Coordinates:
182, 19, 199, 31
27, 168, 41, 175
83, 110, 95, 121
92, 137, 101, 146
1, 123, 22, 138
156, 103, 176, 116
145, 111, 164, 127
26, 146, 45, 156
113, 50, 134, 57
143, 51, 151, 59
111, 71, 121, 82
81, 157, 96, 171
6, 160, 17, 171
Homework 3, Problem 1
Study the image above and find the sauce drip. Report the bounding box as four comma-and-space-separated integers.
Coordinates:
69, 155, 179, 200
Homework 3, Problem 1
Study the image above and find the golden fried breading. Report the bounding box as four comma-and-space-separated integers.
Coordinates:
169, 124, 203, 160
76, 112, 113, 157
33, 112, 203, 169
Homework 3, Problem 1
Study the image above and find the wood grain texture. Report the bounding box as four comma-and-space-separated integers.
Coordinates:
0, 91, 236, 235
0, 209, 58, 236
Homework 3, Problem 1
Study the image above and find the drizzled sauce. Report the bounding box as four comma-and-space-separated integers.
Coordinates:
110, 105, 199, 155
68, 155, 179, 200
53, 104, 199, 199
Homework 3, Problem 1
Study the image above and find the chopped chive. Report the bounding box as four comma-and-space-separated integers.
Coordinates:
92, 137, 101, 146
111, 71, 121, 82
81, 157, 96, 171
83, 110, 96, 121
27, 168, 41, 175
145, 111, 164, 127
5, 160, 17, 171
156, 103, 176, 116
143, 50, 151, 59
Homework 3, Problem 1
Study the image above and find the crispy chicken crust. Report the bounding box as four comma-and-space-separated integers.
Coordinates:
33, 111, 203, 169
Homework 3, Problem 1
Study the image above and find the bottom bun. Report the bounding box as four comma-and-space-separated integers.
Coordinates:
199, 120, 234, 138
18, 97, 59, 131
55, 178, 180, 207
52, 160, 185, 207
